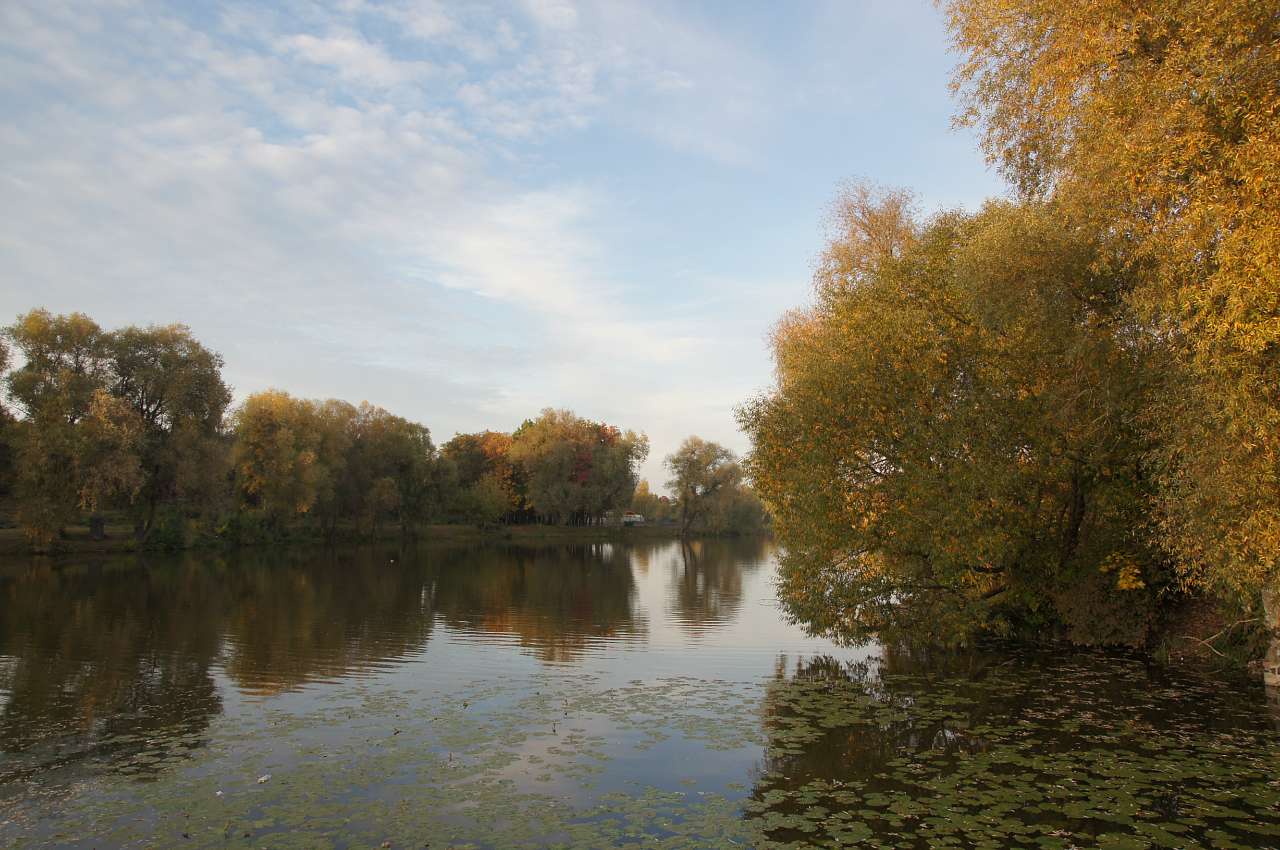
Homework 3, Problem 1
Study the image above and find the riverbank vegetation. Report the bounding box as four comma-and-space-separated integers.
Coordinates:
0, 311, 766, 552
741, 0, 1279, 654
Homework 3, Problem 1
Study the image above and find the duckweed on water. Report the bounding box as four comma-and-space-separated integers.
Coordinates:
6, 652, 1280, 849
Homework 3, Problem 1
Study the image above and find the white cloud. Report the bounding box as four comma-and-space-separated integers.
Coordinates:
277, 31, 432, 86
395, 0, 455, 40
5, 0, 959, 490
521, 0, 579, 31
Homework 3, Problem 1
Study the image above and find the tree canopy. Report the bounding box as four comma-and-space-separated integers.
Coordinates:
742, 193, 1160, 645
944, 0, 1280, 598
0, 311, 661, 547
664, 436, 769, 537
742, 0, 1279, 648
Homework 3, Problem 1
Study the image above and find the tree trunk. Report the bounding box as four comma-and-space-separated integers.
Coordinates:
135, 493, 158, 544
89, 514, 106, 541
1262, 582, 1280, 689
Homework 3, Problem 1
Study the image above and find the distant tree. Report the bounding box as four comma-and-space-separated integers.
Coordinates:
2, 311, 233, 544
630, 479, 660, 521
369, 410, 449, 537
509, 409, 647, 525
311, 399, 359, 539
665, 437, 742, 537
11, 389, 145, 545
75, 391, 146, 528
4, 310, 126, 544
231, 390, 325, 525
454, 473, 508, 527
704, 485, 770, 535
444, 430, 522, 519
0, 337, 13, 497
5, 309, 110, 422
108, 323, 232, 540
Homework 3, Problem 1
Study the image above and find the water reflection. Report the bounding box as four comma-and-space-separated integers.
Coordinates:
432, 544, 646, 662
3, 540, 1279, 849
664, 538, 768, 635
0, 559, 224, 796
0, 538, 766, 792
748, 646, 1280, 847
220, 546, 437, 694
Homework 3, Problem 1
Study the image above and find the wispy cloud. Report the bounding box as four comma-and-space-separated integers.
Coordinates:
0, 0, 1001, 487
277, 31, 434, 86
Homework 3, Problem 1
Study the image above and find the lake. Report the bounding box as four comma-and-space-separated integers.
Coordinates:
2, 538, 1279, 848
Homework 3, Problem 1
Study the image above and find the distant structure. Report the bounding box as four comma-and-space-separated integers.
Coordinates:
621, 512, 645, 527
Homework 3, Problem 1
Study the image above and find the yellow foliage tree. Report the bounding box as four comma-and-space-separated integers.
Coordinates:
741, 187, 1162, 646
231, 390, 324, 523
943, 0, 1280, 596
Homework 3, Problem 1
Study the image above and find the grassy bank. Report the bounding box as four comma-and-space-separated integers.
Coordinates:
0, 518, 710, 557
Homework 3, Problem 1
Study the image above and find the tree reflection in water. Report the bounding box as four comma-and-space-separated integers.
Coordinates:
0, 541, 657, 795
746, 645, 1280, 848
431, 542, 646, 663
667, 537, 768, 635
0, 557, 225, 795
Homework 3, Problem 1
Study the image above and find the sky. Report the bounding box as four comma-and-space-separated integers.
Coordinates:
0, 0, 1005, 491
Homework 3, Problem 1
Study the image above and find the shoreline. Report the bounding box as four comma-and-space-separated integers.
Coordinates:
0, 521, 755, 558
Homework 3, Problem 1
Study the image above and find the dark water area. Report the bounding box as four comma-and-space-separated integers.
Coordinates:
1, 540, 1278, 848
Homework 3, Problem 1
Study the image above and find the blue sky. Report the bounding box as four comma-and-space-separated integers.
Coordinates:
0, 0, 1005, 490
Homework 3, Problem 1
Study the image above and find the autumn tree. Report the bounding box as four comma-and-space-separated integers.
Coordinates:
280, 399, 450, 539
109, 323, 232, 540
4, 311, 132, 544
665, 437, 743, 537
444, 430, 522, 519
356, 405, 449, 537
509, 409, 648, 525
741, 188, 1161, 646
231, 390, 325, 525
630, 479, 661, 521
0, 337, 13, 497
704, 485, 771, 536
942, 0, 1280, 602
5, 310, 110, 423
453, 473, 509, 527
309, 399, 359, 539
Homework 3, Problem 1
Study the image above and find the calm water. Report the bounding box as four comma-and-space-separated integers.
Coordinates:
1, 539, 1279, 849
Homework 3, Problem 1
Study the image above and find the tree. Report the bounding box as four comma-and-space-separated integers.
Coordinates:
231, 390, 325, 525
740, 188, 1160, 646
509, 409, 648, 525
454, 473, 509, 527
108, 323, 232, 540
0, 337, 14, 497
2, 311, 232, 545
5, 309, 110, 422
366, 409, 448, 536
444, 430, 523, 519
4, 310, 132, 545
11, 389, 145, 546
76, 390, 146, 532
704, 485, 770, 536
665, 437, 743, 537
942, 0, 1280, 603
310, 399, 359, 539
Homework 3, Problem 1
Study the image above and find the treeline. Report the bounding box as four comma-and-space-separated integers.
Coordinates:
0, 310, 764, 550
742, 1, 1280, 652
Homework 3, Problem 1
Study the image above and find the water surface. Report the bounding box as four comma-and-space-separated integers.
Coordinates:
1, 539, 1278, 848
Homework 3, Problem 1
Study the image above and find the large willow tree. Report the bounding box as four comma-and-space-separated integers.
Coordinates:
944, 0, 1280, 598
741, 193, 1163, 646
745, 1, 1278, 647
